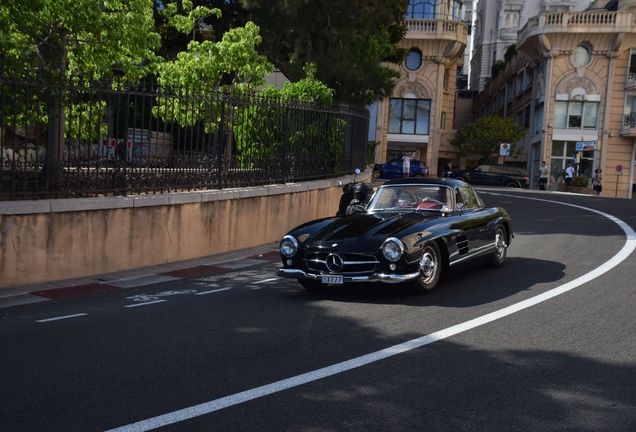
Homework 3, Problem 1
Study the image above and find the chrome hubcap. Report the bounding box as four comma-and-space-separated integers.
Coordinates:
419, 248, 437, 282
494, 231, 507, 258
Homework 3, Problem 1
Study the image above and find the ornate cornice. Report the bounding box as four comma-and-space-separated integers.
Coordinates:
393, 78, 434, 99
555, 73, 601, 95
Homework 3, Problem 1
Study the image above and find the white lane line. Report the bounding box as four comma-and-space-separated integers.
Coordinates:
195, 288, 230, 295
105, 199, 636, 432
124, 300, 167, 308
251, 278, 278, 285
109, 275, 180, 289
36, 313, 87, 323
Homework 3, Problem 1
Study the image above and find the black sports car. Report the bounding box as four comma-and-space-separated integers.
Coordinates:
276, 178, 512, 294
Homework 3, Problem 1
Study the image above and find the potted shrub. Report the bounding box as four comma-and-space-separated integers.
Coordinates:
570, 175, 594, 194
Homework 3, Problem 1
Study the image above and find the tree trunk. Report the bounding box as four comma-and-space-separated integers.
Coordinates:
42, 32, 69, 188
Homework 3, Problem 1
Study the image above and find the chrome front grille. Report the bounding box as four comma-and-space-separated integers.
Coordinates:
305, 252, 379, 275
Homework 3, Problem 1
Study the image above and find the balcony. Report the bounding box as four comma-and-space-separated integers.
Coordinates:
620, 113, 636, 137
498, 27, 517, 41
404, 19, 468, 44
403, 19, 468, 61
517, 11, 636, 59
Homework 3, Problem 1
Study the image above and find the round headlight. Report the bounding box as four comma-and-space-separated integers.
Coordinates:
381, 237, 404, 262
280, 235, 299, 258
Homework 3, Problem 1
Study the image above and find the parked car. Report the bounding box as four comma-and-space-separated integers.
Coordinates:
442, 164, 529, 188
276, 178, 512, 294
375, 157, 429, 179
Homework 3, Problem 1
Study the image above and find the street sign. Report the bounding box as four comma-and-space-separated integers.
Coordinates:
575, 141, 597, 151
499, 143, 510, 157
616, 164, 623, 172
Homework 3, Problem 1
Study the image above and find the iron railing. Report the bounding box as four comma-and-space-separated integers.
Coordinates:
1, 66, 369, 200
624, 112, 636, 128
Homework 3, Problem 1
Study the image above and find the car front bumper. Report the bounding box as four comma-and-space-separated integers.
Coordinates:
275, 268, 419, 284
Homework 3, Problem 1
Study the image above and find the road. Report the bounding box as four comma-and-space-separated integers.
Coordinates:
1, 189, 635, 431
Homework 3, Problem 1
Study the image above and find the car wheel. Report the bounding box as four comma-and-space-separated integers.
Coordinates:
412, 241, 442, 294
412, 173, 424, 178
486, 224, 507, 268
298, 278, 323, 292
505, 181, 519, 188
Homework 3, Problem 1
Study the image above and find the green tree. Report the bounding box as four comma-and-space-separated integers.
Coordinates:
0, 0, 163, 179
240, 0, 408, 105
449, 116, 527, 164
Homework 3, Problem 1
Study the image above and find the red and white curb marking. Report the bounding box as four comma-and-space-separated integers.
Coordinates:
0, 252, 280, 309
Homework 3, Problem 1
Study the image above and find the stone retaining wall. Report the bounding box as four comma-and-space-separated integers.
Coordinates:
0, 171, 370, 290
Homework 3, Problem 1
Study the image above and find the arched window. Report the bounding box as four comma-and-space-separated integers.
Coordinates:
405, 50, 422, 71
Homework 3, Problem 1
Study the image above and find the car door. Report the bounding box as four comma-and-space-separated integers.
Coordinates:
468, 165, 492, 186
490, 165, 509, 186
449, 184, 494, 264
383, 158, 402, 179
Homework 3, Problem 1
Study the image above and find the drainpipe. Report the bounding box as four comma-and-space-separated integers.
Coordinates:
629, 141, 635, 199
426, 56, 446, 176
541, 51, 556, 167
600, 53, 616, 187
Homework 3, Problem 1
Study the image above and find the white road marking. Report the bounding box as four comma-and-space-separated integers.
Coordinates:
36, 313, 87, 323
251, 278, 278, 285
105, 274, 182, 288
109, 275, 180, 289
195, 288, 230, 295
124, 300, 166, 308
105, 198, 636, 432
211, 259, 265, 269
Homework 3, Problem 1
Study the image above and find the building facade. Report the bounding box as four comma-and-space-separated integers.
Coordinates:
371, 0, 635, 198
373, 0, 468, 176
482, 0, 636, 198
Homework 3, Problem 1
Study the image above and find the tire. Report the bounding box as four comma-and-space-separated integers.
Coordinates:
505, 182, 519, 188
412, 241, 442, 294
486, 224, 507, 268
298, 278, 323, 292
412, 173, 424, 178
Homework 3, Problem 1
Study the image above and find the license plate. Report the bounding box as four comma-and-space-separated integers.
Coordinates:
321, 275, 343, 284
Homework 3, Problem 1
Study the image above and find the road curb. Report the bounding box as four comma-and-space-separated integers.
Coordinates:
0, 244, 281, 309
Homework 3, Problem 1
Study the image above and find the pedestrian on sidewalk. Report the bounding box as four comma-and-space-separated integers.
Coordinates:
402, 152, 411, 178
538, 161, 549, 190
565, 162, 575, 192
592, 168, 603, 195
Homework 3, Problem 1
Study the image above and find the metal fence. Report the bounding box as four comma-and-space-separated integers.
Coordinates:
1, 66, 369, 200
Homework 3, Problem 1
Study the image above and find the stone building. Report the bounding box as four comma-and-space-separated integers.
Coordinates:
473, 0, 636, 197
371, 0, 467, 176
370, 0, 635, 198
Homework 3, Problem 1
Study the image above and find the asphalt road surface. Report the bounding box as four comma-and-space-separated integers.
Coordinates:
1, 189, 635, 432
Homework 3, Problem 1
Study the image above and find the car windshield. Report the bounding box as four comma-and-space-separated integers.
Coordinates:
366, 185, 452, 212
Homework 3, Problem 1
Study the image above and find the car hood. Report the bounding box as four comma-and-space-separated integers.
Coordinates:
305, 212, 439, 249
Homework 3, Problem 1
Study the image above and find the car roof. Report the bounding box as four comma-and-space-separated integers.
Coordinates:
381, 178, 466, 188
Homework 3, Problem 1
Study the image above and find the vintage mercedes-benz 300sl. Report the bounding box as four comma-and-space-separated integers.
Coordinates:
276, 178, 513, 294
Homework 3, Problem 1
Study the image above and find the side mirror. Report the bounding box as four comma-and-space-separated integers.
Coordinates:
440, 206, 452, 217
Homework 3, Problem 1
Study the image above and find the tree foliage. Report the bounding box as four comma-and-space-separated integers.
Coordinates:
240, 0, 409, 105
0, 0, 349, 174
0, 0, 162, 79
449, 116, 527, 164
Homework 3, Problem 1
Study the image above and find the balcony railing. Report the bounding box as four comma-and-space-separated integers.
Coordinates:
404, 19, 468, 40
623, 112, 636, 128
518, 10, 636, 43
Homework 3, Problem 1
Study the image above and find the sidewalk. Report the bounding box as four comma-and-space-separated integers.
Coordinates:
0, 242, 281, 309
